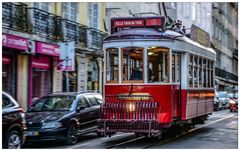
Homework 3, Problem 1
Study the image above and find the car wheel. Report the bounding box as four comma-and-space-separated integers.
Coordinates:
7, 130, 21, 149
66, 124, 78, 145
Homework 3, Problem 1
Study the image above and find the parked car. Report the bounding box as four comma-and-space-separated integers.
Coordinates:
25, 91, 103, 145
228, 93, 238, 112
2, 92, 26, 149
217, 91, 229, 109
214, 92, 222, 111
214, 96, 222, 111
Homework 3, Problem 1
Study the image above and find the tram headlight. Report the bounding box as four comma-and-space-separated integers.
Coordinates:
127, 102, 136, 112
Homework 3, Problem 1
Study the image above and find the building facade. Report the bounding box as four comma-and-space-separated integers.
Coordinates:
105, 2, 159, 33
211, 2, 238, 91
105, 2, 238, 92
2, 2, 107, 109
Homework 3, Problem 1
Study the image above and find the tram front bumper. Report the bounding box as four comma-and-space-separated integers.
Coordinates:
97, 119, 161, 135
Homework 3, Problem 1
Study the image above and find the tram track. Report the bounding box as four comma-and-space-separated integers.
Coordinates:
208, 110, 230, 119
48, 111, 234, 149
107, 113, 235, 149
143, 114, 235, 149
106, 136, 145, 149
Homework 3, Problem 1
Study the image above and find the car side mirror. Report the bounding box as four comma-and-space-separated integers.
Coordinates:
27, 107, 33, 112
77, 106, 85, 112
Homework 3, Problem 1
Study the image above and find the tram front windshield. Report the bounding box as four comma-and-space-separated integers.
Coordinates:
105, 47, 170, 83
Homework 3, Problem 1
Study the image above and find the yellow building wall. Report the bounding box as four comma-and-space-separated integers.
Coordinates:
99, 2, 106, 31
21, 2, 105, 31
79, 2, 88, 26
54, 3, 62, 16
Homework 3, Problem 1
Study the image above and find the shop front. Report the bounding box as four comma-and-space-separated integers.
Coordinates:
2, 54, 17, 98
29, 41, 60, 106
2, 33, 29, 99
87, 60, 100, 91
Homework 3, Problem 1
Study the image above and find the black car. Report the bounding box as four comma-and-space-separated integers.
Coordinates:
2, 92, 26, 149
25, 91, 102, 145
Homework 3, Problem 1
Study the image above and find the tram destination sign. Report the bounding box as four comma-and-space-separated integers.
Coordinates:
111, 17, 165, 33
113, 19, 145, 27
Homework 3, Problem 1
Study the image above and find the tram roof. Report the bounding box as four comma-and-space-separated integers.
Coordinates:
104, 28, 216, 56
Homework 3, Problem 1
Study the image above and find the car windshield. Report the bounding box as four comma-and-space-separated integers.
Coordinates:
227, 93, 234, 98
218, 92, 227, 98
30, 95, 75, 112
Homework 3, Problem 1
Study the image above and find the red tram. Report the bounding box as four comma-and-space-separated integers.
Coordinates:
97, 17, 216, 137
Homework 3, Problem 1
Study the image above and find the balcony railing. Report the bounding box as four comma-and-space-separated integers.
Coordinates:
62, 19, 87, 47
2, 2, 28, 32
87, 28, 108, 50
29, 7, 62, 40
215, 67, 238, 82
3, 4, 108, 50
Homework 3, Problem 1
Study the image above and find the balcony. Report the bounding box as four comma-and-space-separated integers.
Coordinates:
87, 28, 107, 50
233, 48, 238, 59
215, 67, 238, 82
29, 7, 62, 40
62, 19, 87, 47
2, 2, 28, 32
3, 4, 107, 50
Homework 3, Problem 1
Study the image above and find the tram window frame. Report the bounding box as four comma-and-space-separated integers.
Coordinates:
203, 58, 207, 87
208, 60, 211, 87
106, 48, 119, 83
188, 54, 193, 87
211, 61, 214, 87
121, 47, 144, 83
206, 59, 209, 87
172, 53, 180, 83
188, 55, 214, 89
198, 57, 203, 87
172, 54, 175, 82
193, 55, 198, 88
147, 47, 170, 83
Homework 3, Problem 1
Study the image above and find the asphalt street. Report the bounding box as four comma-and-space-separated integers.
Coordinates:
24, 109, 238, 149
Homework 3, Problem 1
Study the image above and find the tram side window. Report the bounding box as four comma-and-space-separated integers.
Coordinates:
203, 58, 207, 87
194, 55, 198, 87
188, 54, 193, 87
106, 48, 118, 82
172, 53, 180, 83
211, 61, 214, 87
148, 47, 169, 83
208, 60, 211, 87
122, 47, 144, 82
199, 57, 203, 87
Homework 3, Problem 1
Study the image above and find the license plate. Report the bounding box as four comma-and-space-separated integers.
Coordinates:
25, 131, 39, 136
